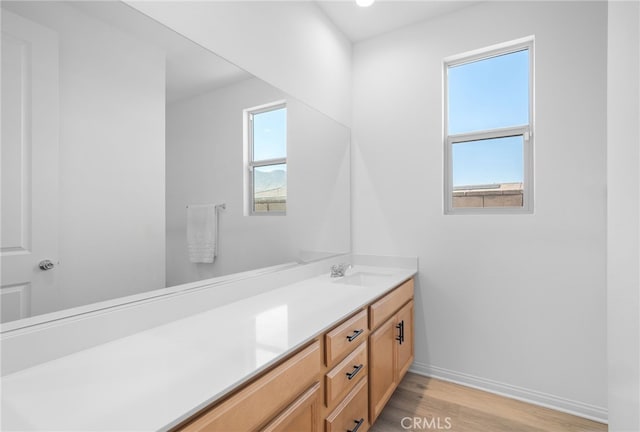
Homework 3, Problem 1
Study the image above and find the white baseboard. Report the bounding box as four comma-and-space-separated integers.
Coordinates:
409, 361, 608, 424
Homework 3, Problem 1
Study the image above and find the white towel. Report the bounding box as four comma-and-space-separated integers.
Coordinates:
187, 204, 216, 263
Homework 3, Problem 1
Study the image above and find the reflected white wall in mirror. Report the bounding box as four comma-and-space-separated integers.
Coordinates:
0, 1, 350, 327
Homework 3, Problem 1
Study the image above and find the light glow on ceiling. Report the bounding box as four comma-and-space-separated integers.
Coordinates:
356, 0, 375, 8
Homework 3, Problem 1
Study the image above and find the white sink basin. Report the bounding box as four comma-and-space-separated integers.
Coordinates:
333, 271, 393, 286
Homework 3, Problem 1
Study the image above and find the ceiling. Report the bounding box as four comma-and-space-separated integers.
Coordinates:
72, 1, 482, 102
316, 1, 480, 43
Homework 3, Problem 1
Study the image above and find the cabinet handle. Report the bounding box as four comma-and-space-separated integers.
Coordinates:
346, 329, 364, 342
346, 364, 364, 381
396, 321, 405, 345
348, 418, 365, 432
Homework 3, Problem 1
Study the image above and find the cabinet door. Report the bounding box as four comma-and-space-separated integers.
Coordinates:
261, 383, 321, 432
368, 317, 398, 423
396, 300, 414, 382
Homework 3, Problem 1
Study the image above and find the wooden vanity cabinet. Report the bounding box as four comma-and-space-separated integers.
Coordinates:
174, 277, 415, 432
368, 280, 414, 424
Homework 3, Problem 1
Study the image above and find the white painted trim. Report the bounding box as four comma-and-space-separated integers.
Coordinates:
409, 361, 608, 424
444, 36, 535, 66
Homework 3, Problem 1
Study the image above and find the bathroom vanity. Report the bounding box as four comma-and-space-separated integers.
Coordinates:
1, 256, 416, 431
175, 278, 414, 432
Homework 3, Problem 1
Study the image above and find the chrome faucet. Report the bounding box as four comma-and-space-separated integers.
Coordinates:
330, 263, 351, 278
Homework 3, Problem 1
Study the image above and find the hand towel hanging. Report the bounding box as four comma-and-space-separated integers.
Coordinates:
187, 204, 216, 263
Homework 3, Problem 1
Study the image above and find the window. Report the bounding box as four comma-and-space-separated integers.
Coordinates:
245, 102, 287, 215
444, 37, 534, 214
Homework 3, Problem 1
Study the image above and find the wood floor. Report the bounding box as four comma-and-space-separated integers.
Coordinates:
370, 373, 607, 432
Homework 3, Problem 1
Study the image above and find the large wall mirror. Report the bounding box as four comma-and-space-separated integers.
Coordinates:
0, 1, 350, 327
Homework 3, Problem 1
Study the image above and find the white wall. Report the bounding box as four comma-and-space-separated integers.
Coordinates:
607, 1, 640, 430
125, 1, 352, 128
5, 2, 166, 311
166, 78, 350, 286
352, 1, 607, 420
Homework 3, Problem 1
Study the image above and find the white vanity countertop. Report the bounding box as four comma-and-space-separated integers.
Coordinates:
1, 265, 416, 432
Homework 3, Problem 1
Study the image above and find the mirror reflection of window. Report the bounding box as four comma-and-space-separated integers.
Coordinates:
247, 103, 287, 215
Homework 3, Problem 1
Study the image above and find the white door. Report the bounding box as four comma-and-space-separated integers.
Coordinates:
1, 10, 59, 323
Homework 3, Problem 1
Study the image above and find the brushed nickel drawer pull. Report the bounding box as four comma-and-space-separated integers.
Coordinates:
346, 364, 364, 381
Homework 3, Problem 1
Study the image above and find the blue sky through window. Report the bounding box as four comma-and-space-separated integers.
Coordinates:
448, 49, 529, 187
253, 107, 286, 163
452, 136, 523, 187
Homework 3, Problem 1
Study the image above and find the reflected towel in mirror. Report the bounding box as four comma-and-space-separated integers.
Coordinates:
187, 204, 216, 263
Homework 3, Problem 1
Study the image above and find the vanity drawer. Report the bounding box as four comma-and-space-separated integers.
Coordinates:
325, 310, 368, 367
325, 377, 369, 432
325, 342, 368, 408
369, 278, 414, 330
179, 341, 321, 432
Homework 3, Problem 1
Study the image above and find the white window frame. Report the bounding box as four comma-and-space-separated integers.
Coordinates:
443, 37, 535, 215
244, 101, 287, 216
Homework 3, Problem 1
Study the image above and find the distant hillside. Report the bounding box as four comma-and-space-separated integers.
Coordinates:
255, 169, 286, 194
